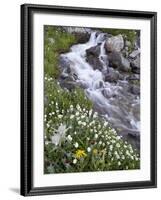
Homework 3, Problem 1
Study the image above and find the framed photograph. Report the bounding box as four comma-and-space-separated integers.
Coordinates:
21, 4, 157, 196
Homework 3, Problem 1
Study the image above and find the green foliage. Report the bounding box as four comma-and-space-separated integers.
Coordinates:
44, 76, 140, 173
44, 26, 77, 78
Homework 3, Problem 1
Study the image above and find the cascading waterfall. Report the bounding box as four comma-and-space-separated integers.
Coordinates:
60, 31, 140, 149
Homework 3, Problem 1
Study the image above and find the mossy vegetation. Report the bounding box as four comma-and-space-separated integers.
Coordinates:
44, 26, 77, 78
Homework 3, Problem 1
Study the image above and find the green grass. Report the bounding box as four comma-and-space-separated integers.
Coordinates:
44, 26, 77, 78
44, 77, 140, 173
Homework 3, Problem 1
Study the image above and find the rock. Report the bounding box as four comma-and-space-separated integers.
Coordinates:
59, 76, 76, 90
126, 74, 140, 81
108, 51, 130, 72
59, 55, 71, 70
129, 49, 140, 59
101, 88, 114, 98
108, 51, 122, 68
130, 55, 140, 74
86, 45, 104, 70
63, 27, 91, 34
104, 68, 123, 82
120, 56, 130, 72
105, 34, 124, 52
74, 32, 90, 44
130, 85, 140, 95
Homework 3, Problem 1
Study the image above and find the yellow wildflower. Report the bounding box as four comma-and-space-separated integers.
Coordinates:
93, 149, 98, 155
75, 149, 87, 159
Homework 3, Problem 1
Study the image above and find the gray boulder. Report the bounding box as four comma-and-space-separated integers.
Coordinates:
120, 56, 131, 72
105, 34, 124, 52
104, 68, 123, 82
86, 45, 104, 70
108, 51, 130, 72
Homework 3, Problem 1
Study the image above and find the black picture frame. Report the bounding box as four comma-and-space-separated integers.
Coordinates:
21, 3, 157, 196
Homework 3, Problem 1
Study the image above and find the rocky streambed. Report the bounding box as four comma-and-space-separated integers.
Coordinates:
58, 28, 140, 150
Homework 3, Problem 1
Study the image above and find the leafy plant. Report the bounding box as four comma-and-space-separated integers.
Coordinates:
44, 26, 77, 78
44, 77, 140, 173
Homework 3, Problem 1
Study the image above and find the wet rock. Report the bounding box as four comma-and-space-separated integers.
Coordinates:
59, 76, 76, 90
126, 74, 140, 81
74, 32, 90, 44
130, 55, 140, 74
108, 51, 130, 72
130, 85, 140, 95
59, 55, 71, 70
104, 68, 123, 82
86, 45, 104, 70
105, 34, 124, 52
102, 88, 114, 98
108, 51, 121, 68
129, 49, 140, 59
120, 56, 130, 72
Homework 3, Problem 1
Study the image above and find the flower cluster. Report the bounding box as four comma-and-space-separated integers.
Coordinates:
44, 76, 140, 173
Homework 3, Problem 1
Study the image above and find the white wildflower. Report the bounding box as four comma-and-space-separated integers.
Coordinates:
87, 147, 91, 152
67, 135, 72, 141
73, 159, 77, 164
99, 141, 102, 145
126, 150, 130, 156
118, 161, 121, 166
58, 114, 63, 118
76, 104, 81, 110
116, 154, 120, 159
78, 121, 82, 125
109, 145, 113, 151
94, 134, 98, 139
93, 112, 98, 118
89, 110, 92, 116
130, 156, 134, 160
74, 142, 79, 148
70, 115, 74, 119
98, 124, 101, 129
116, 136, 121, 140
104, 121, 108, 126
51, 124, 69, 146
116, 143, 121, 148
76, 112, 79, 116
111, 139, 116, 144
81, 115, 85, 119
82, 122, 86, 126
135, 157, 139, 161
